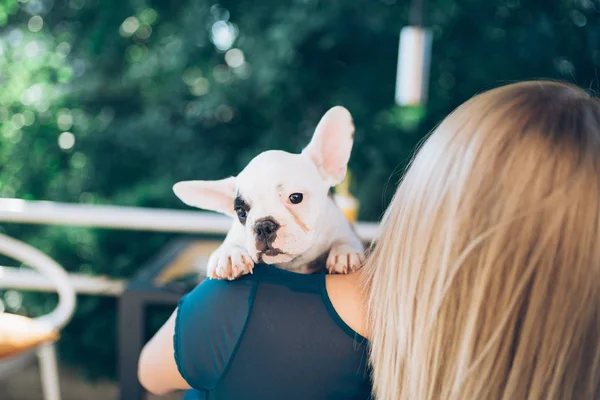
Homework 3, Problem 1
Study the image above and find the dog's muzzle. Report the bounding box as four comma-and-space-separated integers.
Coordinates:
254, 217, 279, 242
254, 217, 283, 257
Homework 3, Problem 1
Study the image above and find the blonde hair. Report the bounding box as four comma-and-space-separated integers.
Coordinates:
362, 81, 600, 400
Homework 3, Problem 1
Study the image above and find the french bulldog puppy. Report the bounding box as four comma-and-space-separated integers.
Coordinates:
173, 106, 364, 280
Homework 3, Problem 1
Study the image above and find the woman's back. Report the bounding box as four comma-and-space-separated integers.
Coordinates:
362, 81, 600, 400
176, 265, 371, 399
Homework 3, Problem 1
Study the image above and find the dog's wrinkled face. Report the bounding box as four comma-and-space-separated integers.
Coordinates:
173, 106, 355, 264
233, 150, 329, 264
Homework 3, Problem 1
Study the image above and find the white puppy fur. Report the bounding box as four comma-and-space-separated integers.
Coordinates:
173, 106, 365, 280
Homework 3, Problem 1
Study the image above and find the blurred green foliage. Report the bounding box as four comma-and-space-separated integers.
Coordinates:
0, 0, 599, 379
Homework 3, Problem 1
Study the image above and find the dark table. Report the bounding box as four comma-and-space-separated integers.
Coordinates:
118, 238, 221, 400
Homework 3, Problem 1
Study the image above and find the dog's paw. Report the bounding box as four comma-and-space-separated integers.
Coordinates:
326, 244, 365, 274
207, 247, 254, 280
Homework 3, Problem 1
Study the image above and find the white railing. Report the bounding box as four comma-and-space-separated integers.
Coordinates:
0, 199, 379, 296
0, 199, 380, 239
0, 266, 124, 296
0, 199, 233, 235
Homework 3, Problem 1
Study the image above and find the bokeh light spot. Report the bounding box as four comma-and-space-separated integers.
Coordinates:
211, 21, 236, 51
215, 105, 234, 123
56, 41, 71, 56
10, 130, 23, 144
554, 57, 575, 76
212, 64, 231, 83
58, 66, 74, 82
22, 110, 35, 126
28, 15, 43, 32
71, 152, 87, 169
233, 63, 252, 79
571, 10, 587, 27
120, 16, 140, 37
225, 48, 245, 68
139, 8, 158, 25
24, 40, 44, 57
182, 67, 203, 86
58, 131, 75, 150
135, 24, 152, 40
58, 109, 73, 130
8, 29, 23, 46
11, 114, 25, 129
190, 78, 210, 96
126, 45, 147, 62
23, 0, 51, 16
69, 0, 86, 10
210, 4, 230, 22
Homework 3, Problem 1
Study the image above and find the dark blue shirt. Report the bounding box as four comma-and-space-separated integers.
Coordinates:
174, 264, 372, 399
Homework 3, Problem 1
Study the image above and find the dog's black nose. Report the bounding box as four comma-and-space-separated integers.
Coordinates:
255, 218, 279, 241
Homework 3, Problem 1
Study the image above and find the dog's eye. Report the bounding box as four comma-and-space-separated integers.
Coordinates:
289, 193, 303, 204
235, 207, 247, 220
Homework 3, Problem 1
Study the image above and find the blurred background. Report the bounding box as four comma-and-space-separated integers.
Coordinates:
0, 0, 599, 395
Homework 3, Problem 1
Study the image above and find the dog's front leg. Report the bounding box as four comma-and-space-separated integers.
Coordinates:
327, 241, 365, 274
325, 209, 366, 274
207, 222, 254, 280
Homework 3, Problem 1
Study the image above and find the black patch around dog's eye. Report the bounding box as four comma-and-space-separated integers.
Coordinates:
235, 207, 247, 222
234, 195, 250, 225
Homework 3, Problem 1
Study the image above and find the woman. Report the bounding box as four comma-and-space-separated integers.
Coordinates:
139, 80, 600, 399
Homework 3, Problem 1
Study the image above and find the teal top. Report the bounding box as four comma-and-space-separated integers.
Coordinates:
174, 264, 372, 400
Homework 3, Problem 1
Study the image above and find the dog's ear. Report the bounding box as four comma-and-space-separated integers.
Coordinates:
173, 177, 236, 216
302, 106, 355, 187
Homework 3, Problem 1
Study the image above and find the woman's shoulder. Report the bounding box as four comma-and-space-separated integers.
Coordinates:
325, 273, 368, 340
174, 265, 326, 389
182, 263, 323, 302
179, 265, 366, 341
174, 265, 370, 395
